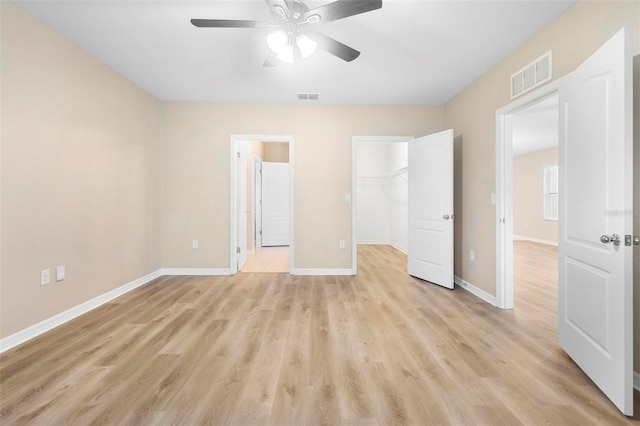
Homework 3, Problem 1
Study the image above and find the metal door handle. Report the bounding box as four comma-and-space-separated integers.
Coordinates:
600, 234, 621, 246
443, 214, 450, 220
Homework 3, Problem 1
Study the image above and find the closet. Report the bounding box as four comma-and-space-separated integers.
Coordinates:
356, 141, 408, 252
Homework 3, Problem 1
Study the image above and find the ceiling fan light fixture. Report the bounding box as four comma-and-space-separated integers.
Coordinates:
296, 34, 317, 58
267, 30, 288, 54
276, 44, 294, 63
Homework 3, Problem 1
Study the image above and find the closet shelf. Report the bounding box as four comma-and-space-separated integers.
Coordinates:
357, 166, 408, 181
385, 166, 408, 179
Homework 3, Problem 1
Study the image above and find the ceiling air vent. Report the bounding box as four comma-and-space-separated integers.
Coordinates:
510, 51, 552, 99
297, 93, 319, 101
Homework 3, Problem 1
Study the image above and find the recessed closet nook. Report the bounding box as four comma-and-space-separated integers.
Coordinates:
356, 141, 409, 252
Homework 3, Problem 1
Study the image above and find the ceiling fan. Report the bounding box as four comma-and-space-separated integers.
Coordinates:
191, 0, 382, 66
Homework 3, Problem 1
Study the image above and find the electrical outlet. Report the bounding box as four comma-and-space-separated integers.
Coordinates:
56, 266, 65, 282
344, 194, 352, 203
192, 240, 199, 249
469, 250, 475, 262
339, 240, 346, 249
41, 269, 51, 286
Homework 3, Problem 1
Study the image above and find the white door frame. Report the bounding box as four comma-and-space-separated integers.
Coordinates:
351, 136, 414, 274
230, 135, 295, 274
254, 156, 263, 250
495, 79, 563, 309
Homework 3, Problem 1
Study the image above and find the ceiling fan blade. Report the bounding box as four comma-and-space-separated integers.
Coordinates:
190, 19, 274, 28
301, 0, 382, 25
264, 0, 291, 22
305, 31, 360, 62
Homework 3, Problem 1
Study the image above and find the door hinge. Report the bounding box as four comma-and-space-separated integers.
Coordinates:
237, 247, 241, 254
236, 152, 241, 159
625, 235, 640, 246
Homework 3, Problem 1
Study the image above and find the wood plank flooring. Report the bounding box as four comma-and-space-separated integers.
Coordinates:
1, 243, 638, 425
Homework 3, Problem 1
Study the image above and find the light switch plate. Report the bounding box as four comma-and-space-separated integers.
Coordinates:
56, 266, 65, 282
344, 194, 352, 203
41, 269, 51, 286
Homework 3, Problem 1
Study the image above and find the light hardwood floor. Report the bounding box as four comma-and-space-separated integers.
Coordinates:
1, 243, 638, 425
241, 246, 289, 273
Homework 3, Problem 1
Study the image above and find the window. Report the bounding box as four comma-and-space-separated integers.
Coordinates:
543, 164, 558, 221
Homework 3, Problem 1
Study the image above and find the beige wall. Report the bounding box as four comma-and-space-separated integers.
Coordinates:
160, 103, 443, 269
1, 2, 161, 337
263, 142, 289, 163
513, 148, 558, 243
443, 1, 639, 371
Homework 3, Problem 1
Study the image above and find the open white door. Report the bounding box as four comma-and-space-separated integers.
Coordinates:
262, 162, 290, 247
408, 129, 454, 289
236, 152, 247, 271
558, 27, 633, 416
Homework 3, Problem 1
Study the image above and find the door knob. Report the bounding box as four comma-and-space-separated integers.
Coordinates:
600, 234, 621, 246
443, 214, 450, 220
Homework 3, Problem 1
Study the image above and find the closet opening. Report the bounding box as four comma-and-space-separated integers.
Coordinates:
351, 136, 413, 273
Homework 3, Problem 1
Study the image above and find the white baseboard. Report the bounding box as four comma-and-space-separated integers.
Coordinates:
634, 371, 640, 392
0, 269, 163, 353
454, 276, 497, 307
513, 235, 558, 247
160, 268, 231, 276
357, 241, 390, 245
292, 268, 355, 276
389, 243, 408, 254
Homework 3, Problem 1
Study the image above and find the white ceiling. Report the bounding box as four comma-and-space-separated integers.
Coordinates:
14, 0, 575, 104
512, 93, 558, 156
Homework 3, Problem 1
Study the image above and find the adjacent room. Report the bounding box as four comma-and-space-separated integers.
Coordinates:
1, 0, 639, 424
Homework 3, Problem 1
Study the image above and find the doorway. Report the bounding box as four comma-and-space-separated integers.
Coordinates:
351, 136, 413, 273
230, 135, 294, 274
511, 94, 559, 308
495, 83, 560, 310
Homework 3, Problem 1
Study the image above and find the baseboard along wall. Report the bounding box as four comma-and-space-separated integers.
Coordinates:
513, 235, 558, 247
0, 269, 163, 353
0, 266, 361, 352
4, 268, 639, 393
454, 275, 497, 307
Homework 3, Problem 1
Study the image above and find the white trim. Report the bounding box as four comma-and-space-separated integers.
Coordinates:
513, 236, 558, 247
292, 268, 355, 276
496, 79, 563, 310
230, 135, 295, 275
454, 276, 497, 307
351, 136, 414, 275
389, 243, 408, 254
160, 268, 231, 276
634, 371, 640, 391
0, 269, 163, 353
357, 240, 391, 245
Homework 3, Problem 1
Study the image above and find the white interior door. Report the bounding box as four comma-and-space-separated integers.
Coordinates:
254, 158, 263, 249
262, 162, 289, 247
236, 152, 247, 271
408, 129, 454, 288
558, 27, 633, 416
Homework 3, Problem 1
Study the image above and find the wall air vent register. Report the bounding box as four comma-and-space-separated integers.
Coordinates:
511, 51, 552, 99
